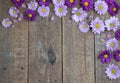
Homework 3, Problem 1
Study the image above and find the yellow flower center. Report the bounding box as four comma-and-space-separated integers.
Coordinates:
119, 54, 120, 57
5, 21, 9, 24
111, 69, 116, 74
31, 3, 35, 7
113, 7, 117, 11
83, 25, 87, 28
57, 0, 60, 2
110, 43, 114, 47
13, 10, 17, 14
104, 54, 108, 59
76, 12, 81, 16
84, 2, 89, 6
96, 24, 100, 28
16, 0, 20, 2
42, 0, 46, 2
110, 23, 114, 27
98, 5, 103, 10
42, 9, 46, 13
28, 14, 32, 18
59, 8, 63, 12
70, 0, 74, 3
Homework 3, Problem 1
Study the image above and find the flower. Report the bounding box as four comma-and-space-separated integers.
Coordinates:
2, 18, 12, 28
27, 1, 38, 10
105, 64, 120, 80
9, 7, 20, 18
12, 0, 25, 7
54, 4, 68, 18
98, 50, 112, 63
105, 0, 115, 5
105, 17, 119, 32
94, 0, 108, 15
38, 5, 50, 17
106, 38, 118, 51
80, 0, 94, 11
90, 17, 105, 34
25, 10, 37, 21
71, 8, 87, 22
65, 0, 77, 8
115, 29, 120, 40
108, 1, 120, 16
114, 50, 120, 61
79, 22, 90, 33
52, 0, 65, 5
38, 0, 50, 6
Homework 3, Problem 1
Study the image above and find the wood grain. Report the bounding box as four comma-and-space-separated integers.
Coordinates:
28, 5, 62, 83
0, 0, 28, 83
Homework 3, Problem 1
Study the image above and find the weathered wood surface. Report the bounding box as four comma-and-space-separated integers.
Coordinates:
0, 0, 120, 83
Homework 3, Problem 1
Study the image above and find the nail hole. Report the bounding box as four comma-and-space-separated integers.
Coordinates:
21, 67, 24, 70
3, 67, 6, 70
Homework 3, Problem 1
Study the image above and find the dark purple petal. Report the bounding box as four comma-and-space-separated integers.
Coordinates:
98, 50, 112, 63
108, 1, 120, 16
12, 0, 25, 7
25, 10, 36, 21
38, 0, 50, 6
65, 0, 77, 8
80, 0, 94, 11
115, 29, 120, 40
114, 50, 120, 61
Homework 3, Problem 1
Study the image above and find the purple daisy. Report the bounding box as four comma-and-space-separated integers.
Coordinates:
98, 50, 112, 63
115, 29, 120, 40
25, 9, 36, 21
108, 1, 120, 16
81, 0, 94, 11
54, 4, 68, 18
105, 0, 115, 5
38, 0, 50, 6
90, 17, 105, 34
27, 1, 38, 10
105, 17, 119, 32
65, 0, 77, 8
52, 0, 65, 5
94, 0, 108, 15
106, 38, 118, 51
38, 5, 50, 17
2, 18, 12, 28
79, 22, 90, 33
9, 7, 20, 18
114, 50, 120, 61
105, 64, 120, 80
71, 8, 87, 22
12, 0, 25, 7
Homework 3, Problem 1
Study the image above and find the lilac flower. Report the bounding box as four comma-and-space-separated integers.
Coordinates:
114, 50, 120, 62
71, 8, 87, 22
90, 17, 105, 34
52, 0, 65, 5
79, 22, 89, 33
94, 0, 108, 15
115, 29, 120, 40
38, 0, 50, 6
81, 0, 94, 11
38, 6, 50, 17
12, 0, 25, 7
2, 18, 12, 28
54, 4, 68, 18
65, 0, 77, 8
27, 1, 38, 10
106, 38, 118, 51
105, 64, 120, 80
108, 1, 120, 16
98, 50, 112, 63
105, 17, 119, 32
9, 7, 20, 18
25, 9, 36, 21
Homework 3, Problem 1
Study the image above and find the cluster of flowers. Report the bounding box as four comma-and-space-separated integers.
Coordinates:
1, 0, 120, 28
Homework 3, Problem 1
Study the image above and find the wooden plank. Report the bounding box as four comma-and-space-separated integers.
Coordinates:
63, 7, 95, 83
28, 5, 62, 83
95, 0, 120, 83
0, 0, 28, 83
